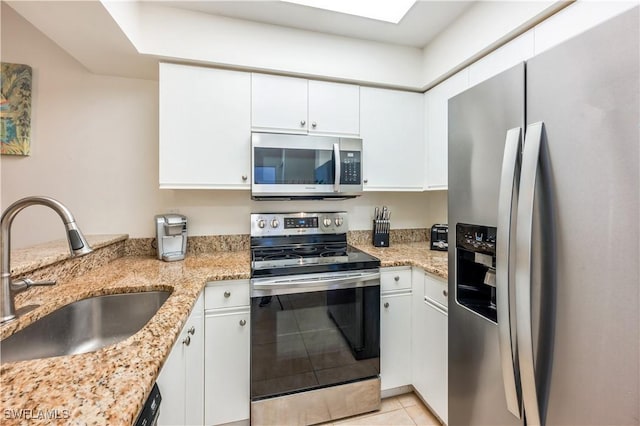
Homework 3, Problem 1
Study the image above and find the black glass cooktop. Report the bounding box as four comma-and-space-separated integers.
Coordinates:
251, 243, 380, 278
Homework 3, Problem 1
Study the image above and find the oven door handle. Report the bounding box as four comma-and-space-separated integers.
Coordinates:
251, 271, 380, 297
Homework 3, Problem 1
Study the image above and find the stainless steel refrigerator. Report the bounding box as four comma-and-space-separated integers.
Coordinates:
448, 7, 639, 426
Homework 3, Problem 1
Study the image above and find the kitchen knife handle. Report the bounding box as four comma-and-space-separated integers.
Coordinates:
516, 122, 544, 426
497, 127, 523, 419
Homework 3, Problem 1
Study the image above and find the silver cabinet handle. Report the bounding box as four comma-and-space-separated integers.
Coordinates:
497, 127, 523, 419
300, 120, 306, 126
384, 302, 389, 308
224, 291, 231, 298
394, 276, 400, 282
363, 179, 368, 184
239, 319, 247, 326
516, 122, 544, 426
188, 326, 195, 335
442, 289, 448, 297
312, 122, 317, 128
182, 335, 191, 346
242, 175, 248, 181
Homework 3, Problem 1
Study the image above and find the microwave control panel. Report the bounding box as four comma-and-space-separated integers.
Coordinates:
340, 151, 361, 184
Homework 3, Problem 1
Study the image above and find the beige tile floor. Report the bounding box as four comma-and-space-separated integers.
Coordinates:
320, 392, 442, 426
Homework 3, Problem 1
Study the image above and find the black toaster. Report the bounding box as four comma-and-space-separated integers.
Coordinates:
430, 224, 448, 251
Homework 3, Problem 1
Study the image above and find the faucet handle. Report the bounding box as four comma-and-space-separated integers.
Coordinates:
11, 278, 57, 292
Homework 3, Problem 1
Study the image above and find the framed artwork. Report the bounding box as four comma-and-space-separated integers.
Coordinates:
1, 63, 32, 156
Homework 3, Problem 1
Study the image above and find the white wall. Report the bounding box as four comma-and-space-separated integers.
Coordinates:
421, 1, 566, 89
105, 1, 425, 90
0, 5, 446, 249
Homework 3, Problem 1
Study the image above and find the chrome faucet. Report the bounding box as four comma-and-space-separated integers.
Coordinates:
1, 196, 93, 323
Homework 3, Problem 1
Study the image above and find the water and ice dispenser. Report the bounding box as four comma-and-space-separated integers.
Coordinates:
455, 223, 497, 323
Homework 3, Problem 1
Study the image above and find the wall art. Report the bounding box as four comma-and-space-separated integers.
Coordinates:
1, 63, 33, 156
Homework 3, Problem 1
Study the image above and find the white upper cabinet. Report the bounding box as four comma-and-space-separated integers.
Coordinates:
307, 80, 360, 136
424, 68, 469, 190
159, 63, 251, 189
251, 73, 309, 134
251, 73, 360, 136
360, 87, 424, 191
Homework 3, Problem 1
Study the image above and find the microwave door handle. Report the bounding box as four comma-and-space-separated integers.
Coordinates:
333, 143, 341, 192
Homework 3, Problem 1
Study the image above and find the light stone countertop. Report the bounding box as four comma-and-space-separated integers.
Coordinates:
353, 241, 448, 280
0, 239, 447, 425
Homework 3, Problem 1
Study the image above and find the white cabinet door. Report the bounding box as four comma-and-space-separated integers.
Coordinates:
422, 298, 448, 424
159, 63, 251, 189
308, 80, 360, 136
157, 294, 204, 426
360, 87, 424, 191
251, 73, 308, 134
424, 68, 469, 190
411, 269, 429, 399
411, 269, 448, 424
204, 308, 250, 425
380, 292, 412, 390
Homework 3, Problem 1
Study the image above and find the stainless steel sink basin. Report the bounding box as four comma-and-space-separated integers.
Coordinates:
1, 291, 170, 363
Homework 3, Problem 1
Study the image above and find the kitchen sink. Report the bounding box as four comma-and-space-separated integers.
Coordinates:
0, 291, 171, 364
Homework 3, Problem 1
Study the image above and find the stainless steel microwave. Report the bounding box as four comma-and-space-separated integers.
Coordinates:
251, 132, 363, 200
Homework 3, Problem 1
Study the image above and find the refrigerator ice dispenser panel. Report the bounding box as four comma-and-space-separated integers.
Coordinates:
456, 223, 497, 323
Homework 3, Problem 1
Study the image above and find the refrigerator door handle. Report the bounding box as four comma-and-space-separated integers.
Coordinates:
497, 127, 522, 419
515, 122, 544, 426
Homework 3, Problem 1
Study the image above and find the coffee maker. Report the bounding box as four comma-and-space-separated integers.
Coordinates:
155, 214, 187, 261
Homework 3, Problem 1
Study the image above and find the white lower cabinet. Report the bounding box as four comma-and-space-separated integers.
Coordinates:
379, 267, 412, 391
204, 280, 250, 425
157, 293, 204, 426
380, 292, 412, 390
412, 269, 448, 424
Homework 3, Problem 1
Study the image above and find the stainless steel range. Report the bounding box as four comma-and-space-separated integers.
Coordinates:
250, 212, 381, 425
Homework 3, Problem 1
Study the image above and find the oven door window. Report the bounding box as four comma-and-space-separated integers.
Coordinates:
253, 147, 335, 185
250, 286, 380, 400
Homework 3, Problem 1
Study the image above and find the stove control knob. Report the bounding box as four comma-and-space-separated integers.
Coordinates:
257, 219, 266, 229
270, 219, 279, 228
323, 217, 332, 228
334, 217, 344, 227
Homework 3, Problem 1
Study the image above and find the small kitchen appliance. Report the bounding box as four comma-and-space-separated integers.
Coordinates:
251, 132, 363, 200
249, 211, 381, 425
155, 214, 187, 261
430, 224, 448, 251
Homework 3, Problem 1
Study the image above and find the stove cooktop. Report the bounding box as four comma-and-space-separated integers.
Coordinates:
250, 244, 380, 278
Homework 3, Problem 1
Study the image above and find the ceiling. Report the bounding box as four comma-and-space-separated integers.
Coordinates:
161, 0, 475, 48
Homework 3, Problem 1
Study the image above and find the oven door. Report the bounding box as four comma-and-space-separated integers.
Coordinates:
251, 132, 363, 199
250, 270, 380, 401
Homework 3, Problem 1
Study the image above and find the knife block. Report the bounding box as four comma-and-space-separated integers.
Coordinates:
372, 220, 390, 247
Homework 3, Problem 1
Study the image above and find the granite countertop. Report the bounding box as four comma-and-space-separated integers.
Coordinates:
1, 252, 250, 425
0, 239, 446, 425
354, 241, 448, 280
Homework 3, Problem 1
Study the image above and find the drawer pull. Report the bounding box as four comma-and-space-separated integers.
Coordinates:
188, 326, 195, 335
224, 291, 231, 298
182, 336, 191, 346
384, 302, 389, 308
443, 289, 448, 297
394, 276, 400, 282
239, 319, 247, 327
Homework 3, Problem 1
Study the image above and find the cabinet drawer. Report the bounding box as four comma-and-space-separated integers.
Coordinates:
381, 268, 412, 292
424, 274, 448, 308
205, 280, 250, 310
